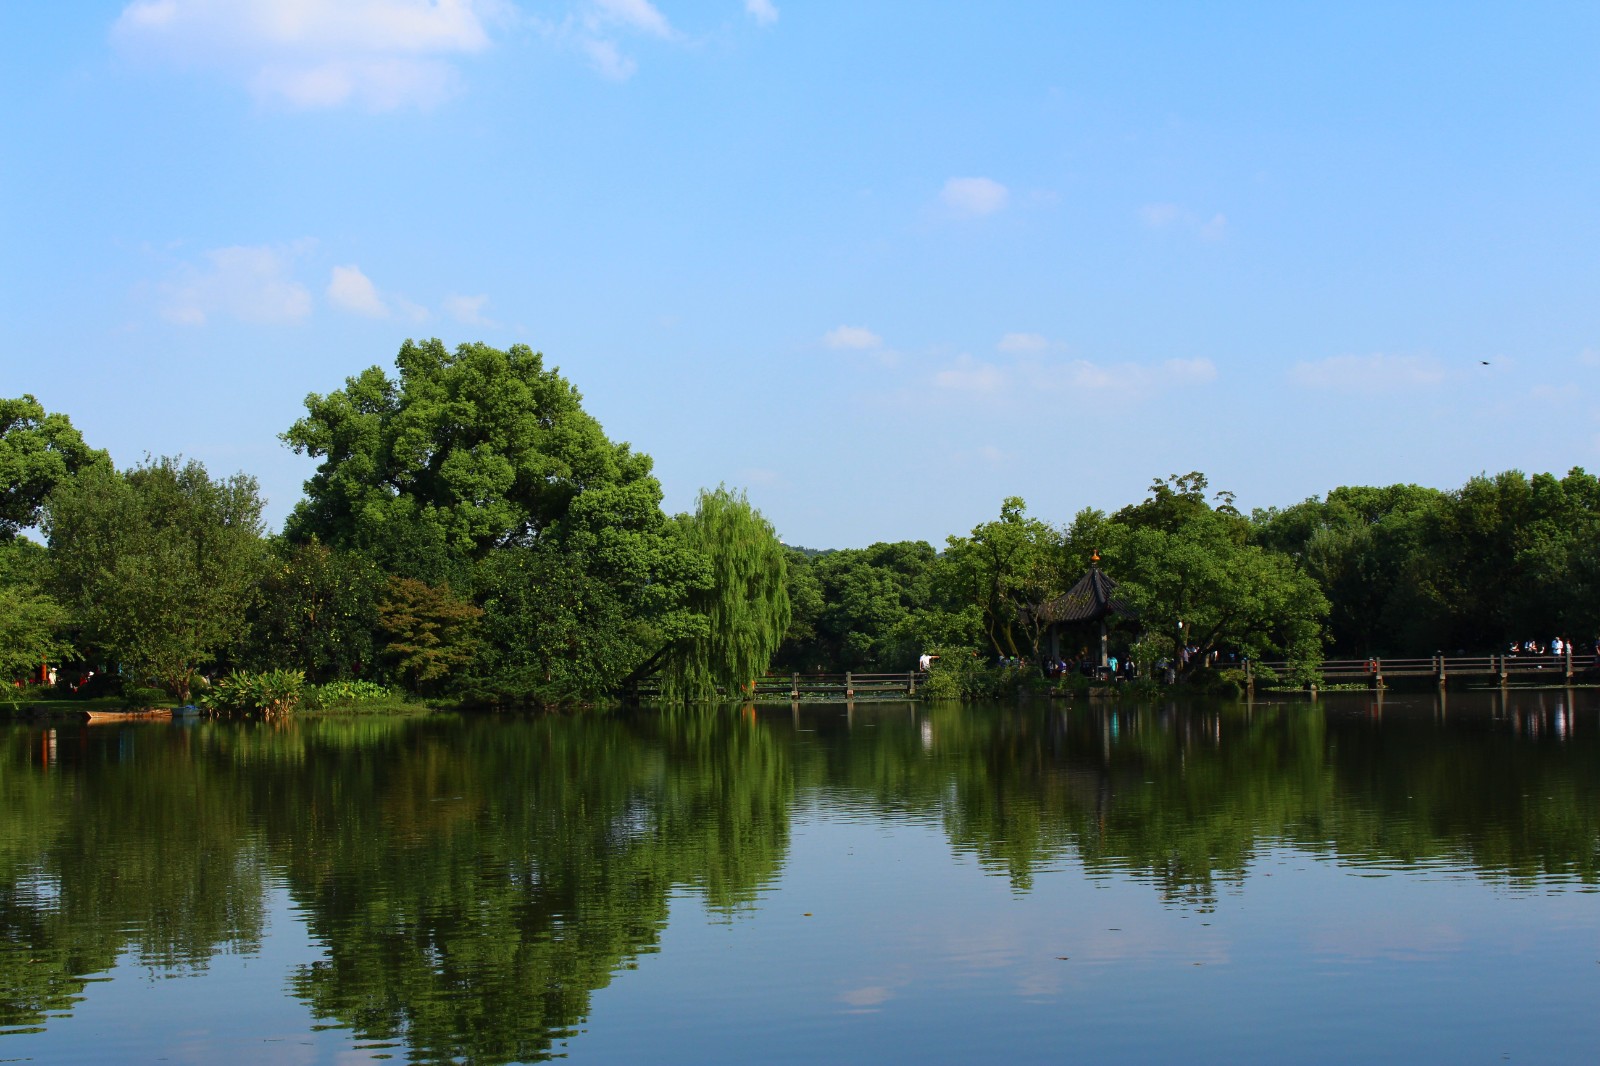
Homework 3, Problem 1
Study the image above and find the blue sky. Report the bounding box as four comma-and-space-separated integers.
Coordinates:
3, 2, 1598, 548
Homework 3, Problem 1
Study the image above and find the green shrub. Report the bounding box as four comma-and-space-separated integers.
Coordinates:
1186, 667, 1246, 698
923, 647, 1037, 699
121, 686, 168, 709
304, 679, 398, 710
200, 669, 304, 718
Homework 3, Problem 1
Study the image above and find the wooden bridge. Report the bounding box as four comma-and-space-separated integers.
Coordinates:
1249, 650, 1599, 688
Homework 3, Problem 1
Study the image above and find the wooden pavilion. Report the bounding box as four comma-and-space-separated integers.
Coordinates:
1032, 555, 1139, 668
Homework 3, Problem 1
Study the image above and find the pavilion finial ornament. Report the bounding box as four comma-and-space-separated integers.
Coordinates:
1091, 550, 1101, 565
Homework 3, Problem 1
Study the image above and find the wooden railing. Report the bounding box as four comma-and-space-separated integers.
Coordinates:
1249, 651, 1598, 687
636, 671, 927, 702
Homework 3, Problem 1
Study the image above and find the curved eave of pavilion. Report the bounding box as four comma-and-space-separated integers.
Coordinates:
1031, 567, 1140, 624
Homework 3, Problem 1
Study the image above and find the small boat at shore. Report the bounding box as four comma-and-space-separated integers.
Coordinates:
84, 709, 174, 724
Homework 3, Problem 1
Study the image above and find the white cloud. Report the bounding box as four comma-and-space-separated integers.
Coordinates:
745, 0, 779, 25
1140, 202, 1182, 228
327, 264, 388, 317
824, 325, 882, 350
112, 0, 496, 110
587, 0, 672, 38
930, 354, 1216, 400
1060, 357, 1216, 391
1290, 353, 1446, 391
1160, 357, 1219, 383
941, 177, 1009, 218
1140, 202, 1228, 241
252, 57, 459, 109
445, 292, 493, 325
556, 0, 675, 80
159, 242, 314, 326
580, 37, 636, 79
933, 355, 1006, 394
395, 296, 432, 323
1578, 348, 1600, 367
997, 332, 1049, 353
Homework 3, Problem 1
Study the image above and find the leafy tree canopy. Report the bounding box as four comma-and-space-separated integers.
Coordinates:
1103, 474, 1328, 677
282, 339, 657, 575
939, 497, 1068, 661
0, 395, 108, 540
44, 457, 266, 700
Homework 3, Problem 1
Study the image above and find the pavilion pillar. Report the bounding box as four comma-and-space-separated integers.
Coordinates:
1099, 620, 1108, 668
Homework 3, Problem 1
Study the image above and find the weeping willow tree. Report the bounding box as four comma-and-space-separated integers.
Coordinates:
657, 487, 791, 702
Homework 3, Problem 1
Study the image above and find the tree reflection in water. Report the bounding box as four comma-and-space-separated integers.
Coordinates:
1, 690, 1596, 1060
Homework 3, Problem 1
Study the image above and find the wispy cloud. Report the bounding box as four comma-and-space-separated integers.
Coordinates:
1140, 201, 1228, 242
997, 332, 1049, 353
1290, 353, 1445, 391
326, 264, 388, 317
112, 0, 500, 110
824, 325, 883, 350
445, 292, 494, 326
745, 0, 779, 26
543, 0, 675, 78
933, 354, 1007, 393
587, 0, 672, 38
932, 354, 1216, 399
941, 177, 1009, 218
158, 241, 315, 326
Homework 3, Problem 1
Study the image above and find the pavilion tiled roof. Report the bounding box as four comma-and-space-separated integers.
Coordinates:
1033, 567, 1138, 624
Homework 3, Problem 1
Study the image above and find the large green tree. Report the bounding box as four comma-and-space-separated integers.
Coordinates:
283, 340, 709, 703
283, 339, 660, 574
0, 395, 108, 540
44, 458, 266, 700
1104, 474, 1328, 678
939, 497, 1068, 661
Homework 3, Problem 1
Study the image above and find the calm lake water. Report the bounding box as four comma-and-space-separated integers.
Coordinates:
3, 690, 1598, 1064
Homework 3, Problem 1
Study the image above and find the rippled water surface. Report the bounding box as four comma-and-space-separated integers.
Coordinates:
3, 690, 1599, 1064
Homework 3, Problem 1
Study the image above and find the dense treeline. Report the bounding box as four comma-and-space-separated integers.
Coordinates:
4, 344, 1600, 706
778, 468, 1600, 681
2, 343, 791, 709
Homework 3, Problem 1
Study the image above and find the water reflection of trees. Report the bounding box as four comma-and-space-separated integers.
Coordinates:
2, 694, 1598, 1057
0, 714, 793, 1060
796, 695, 1600, 902
0, 726, 265, 1033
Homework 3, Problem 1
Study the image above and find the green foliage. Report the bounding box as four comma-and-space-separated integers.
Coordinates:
303, 679, 398, 710
121, 686, 169, 709
283, 339, 659, 573
921, 646, 1033, 699
775, 540, 945, 671
242, 539, 383, 682
376, 576, 482, 695
1104, 473, 1328, 679
282, 339, 707, 706
0, 540, 72, 685
44, 456, 266, 701
657, 487, 790, 702
939, 496, 1068, 661
1251, 469, 1600, 656
0, 395, 109, 540
199, 669, 305, 718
